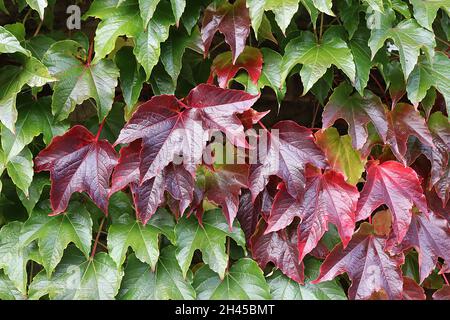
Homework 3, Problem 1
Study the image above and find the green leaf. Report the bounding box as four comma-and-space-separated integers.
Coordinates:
316, 127, 366, 185
369, 19, 436, 80
194, 258, 271, 299
85, 0, 142, 63
0, 26, 30, 56
0, 271, 26, 300
29, 247, 123, 300
139, 0, 162, 28
311, 0, 335, 16
259, 47, 286, 106
0, 221, 38, 294
0, 57, 54, 131
170, 0, 186, 25
363, 0, 384, 12
175, 209, 246, 279
349, 28, 372, 95
25, 0, 48, 20
17, 174, 50, 215
161, 28, 192, 86
407, 52, 450, 114
181, 0, 201, 34
118, 246, 196, 300
133, 1, 175, 79
20, 201, 93, 276
282, 31, 356, 95
5, 147, 34, 196
268, 258, 347, 299
1, 96, 68, 162
43, 40, 119, 121
410, 0, 450, 30
115, 46, 145, 119
108, 208, 175, 268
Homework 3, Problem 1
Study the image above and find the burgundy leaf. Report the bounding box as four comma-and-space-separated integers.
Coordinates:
386, 103, 433, 164
356, 160, 428, 243
34, 125, 118, 215
322, 83, 388, 150
115, 85, 259, 183
433, 285, 450, 300
236, 189, 261, 244
249, 121, 327, 201
110, 140, 141, 195
399, 211, 450, 283
202, 164, 249, 226
164, 163, 195, 215
313, 223, 405, 300
402, 277, 426, 300
130, 176, 165, 224
251, 219, 305, 284
238, 108, 269, 130
201, 0, 250, 63
209, 46, 263, 88
267, 169, 358, 262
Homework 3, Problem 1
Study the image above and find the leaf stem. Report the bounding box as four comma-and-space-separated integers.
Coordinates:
90, 217, 106, 259
319, 13, 324, 41
33, 20, 43, 37
95, 118, 106, 141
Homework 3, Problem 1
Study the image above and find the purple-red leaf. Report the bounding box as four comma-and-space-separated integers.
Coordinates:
115, 85, 259, 184
433, 285, 450, 300
201, 0, 250, 63
313, 223, 405, 300
267, 169, 358, 262
209, 46, 263, 88
249, 121, 327, 201
402, 277, 426, 300
34, 125, 118, 215
356, 160, 428, 243
251, 219, 305, 284
399, 211, 450, 283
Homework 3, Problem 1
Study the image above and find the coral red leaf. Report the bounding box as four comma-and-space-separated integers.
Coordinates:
34, 125, 118, 215
209, 46, 263, 88
313, 223, 404, 300
267, 170, 358, 262
251, 219, 305, 284
433, 285, 450, 300
356, 160, 428, 243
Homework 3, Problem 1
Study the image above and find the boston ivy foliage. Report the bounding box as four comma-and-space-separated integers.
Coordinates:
0, 0, 449, 300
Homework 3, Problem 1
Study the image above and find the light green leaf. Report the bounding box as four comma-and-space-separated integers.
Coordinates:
108, 208, 175, 268
363, 0, 384, 12
410, 0, 450, 30
259, 47, 286, 106
0, 26, 30, 56
134, 1, 175, 79
118, 247, 196, 300
0, 57, 54, 131
316, 127, 367, 185
1, 96, 68, 162
25, 0, 48, 20
17, 174, 50, 215
170, 0, 186, 25
20, 201, 93, 276
43, 40, 119, 121
5, 147, 34, 196
407, 52, 450, 114
268, 258, 347, 299
194, 258, 271, 300
85, 0, 142, 63
139, 0, 162, 28
368, 19, 436, 79
29, 247, 123, 300
282, 31, 356, 95
0, 271, 26, 300
311, 0, 335, 16
175, 209, 246, 279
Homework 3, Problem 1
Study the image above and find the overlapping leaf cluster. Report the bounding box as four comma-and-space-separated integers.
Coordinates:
0, 0, 449, 300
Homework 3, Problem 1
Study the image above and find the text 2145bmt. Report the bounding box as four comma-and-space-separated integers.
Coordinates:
174, 304, 276, 317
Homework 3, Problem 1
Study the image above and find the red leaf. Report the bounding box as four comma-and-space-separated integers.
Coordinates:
238, 108, 270, 130
110, 140, 141, 195
402, 277, 426, 300
236, 189, 261, 244
201, 0, 250, 63
313, 223, 405, 300
356, 160, 428, 243
251, 219, 305, 284
386, 103, 433, 164
322, 83, 389, 150
130, 176, 165, 224
249, 121, 327, 201
34, 125, 118, 215
209, 46, 263, 88
115, 85, 259, 183
267, 169, 358, 262
433, 285, 450, 300
202, 164, 249, 226
399, 211, 450, 283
